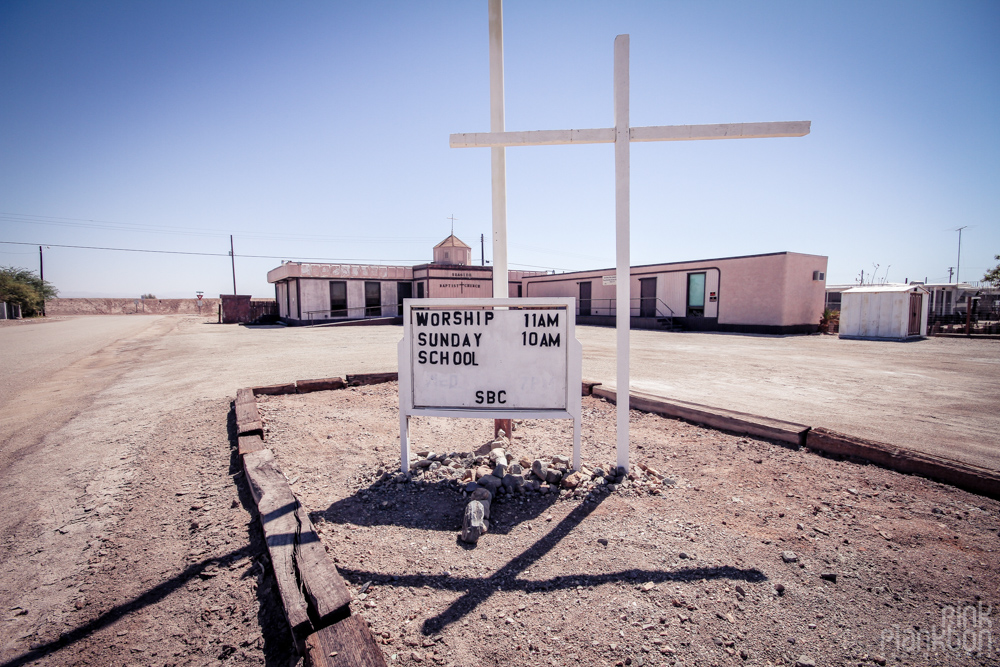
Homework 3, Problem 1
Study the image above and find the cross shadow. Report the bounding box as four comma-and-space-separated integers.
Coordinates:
0, 548, 254, 667
0, 409, 297, 667
317, 487, 766, 635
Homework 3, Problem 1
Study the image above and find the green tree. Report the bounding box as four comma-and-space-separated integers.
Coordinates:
984, 254, 1000, 288
0, 266, 58, 317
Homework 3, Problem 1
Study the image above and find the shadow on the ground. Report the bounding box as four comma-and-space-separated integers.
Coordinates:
0, 407, 293, 667
0, 548, 255, 667
319, 486, 767, 635
314, 477, 561, 536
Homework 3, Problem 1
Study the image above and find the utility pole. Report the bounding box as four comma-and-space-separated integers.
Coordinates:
948, 267, 954, 284
230, 235, 237, 295
481, 233, 485, 266
955, 226, 967, 284
39, 245, 45, 317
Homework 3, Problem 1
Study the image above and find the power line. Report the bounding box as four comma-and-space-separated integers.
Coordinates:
1, 240, 571, 270
0, 212, 439, 244
509, 262, 570, 272
1, 240, 227, 257
0, 241, 425, 263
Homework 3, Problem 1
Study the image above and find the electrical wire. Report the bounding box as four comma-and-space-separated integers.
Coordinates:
0, 212, 439, 244
0, 241, 424, 264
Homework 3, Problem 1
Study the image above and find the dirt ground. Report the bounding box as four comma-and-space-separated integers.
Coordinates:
256, 383, 1000, 667
1, 315, 997, 667
0, 397, 294, 667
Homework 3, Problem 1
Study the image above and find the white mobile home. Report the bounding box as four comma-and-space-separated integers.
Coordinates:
839, 284, 928, 340
523, 251, 828, 334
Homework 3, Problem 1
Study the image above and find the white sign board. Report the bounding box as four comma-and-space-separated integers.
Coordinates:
602, 275, 616, 286
411, 307, 567, 410
398, 297, 583, 474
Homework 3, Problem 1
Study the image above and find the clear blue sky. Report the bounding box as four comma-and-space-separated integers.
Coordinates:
1, 1, 997, 298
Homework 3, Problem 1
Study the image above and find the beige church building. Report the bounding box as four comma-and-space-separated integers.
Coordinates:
267, 235, 544, 324
268, 236, 827, 333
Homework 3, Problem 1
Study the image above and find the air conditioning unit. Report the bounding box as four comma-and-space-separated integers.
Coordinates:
812, 271, 825, 281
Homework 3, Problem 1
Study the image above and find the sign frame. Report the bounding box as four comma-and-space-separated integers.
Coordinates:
398, 297, 582, 476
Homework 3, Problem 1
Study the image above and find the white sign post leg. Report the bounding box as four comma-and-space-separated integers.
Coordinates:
400, 414, 410, 479
398, 301, 413, 477
614, 35, 631, 472
569, 321, 584, 471
489, 0, 507, 299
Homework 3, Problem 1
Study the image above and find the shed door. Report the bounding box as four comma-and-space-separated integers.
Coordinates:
908, 293, 922, 336
639, 278, 657, 317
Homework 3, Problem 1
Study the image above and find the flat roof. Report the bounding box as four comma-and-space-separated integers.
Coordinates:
843, 284, 929, 294
522, 251, 826, 280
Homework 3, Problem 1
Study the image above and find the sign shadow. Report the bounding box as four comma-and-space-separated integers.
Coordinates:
318, 488, 767, 635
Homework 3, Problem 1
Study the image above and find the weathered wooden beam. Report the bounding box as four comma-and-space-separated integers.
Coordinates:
236, 387, 257, 406
297, 377, 347, 394
253, 382, 298, 396
807, 428, 1000, 499
345, 372, 398, 387
235, 400, 263, 437
243, 449, 313, 649
238, 434, 265, 456
293, 504, 352, 625
304, 615, 388, 667
592, 386, 809, 446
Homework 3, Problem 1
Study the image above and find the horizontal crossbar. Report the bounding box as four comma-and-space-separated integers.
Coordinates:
632, 121, 811, 142
450, 127, 614, 147
450, 121, 810, 148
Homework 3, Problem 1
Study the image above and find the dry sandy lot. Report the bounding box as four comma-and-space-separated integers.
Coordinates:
257, 383, 1000, 667
0, 315, 997, 667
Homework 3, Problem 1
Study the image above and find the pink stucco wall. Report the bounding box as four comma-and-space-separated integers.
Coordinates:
523, 252, 827, 327
781, 253, 828, 327
715, 253, 826, 326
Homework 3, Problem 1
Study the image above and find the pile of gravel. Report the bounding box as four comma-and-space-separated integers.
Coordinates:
386, 433, 676, 544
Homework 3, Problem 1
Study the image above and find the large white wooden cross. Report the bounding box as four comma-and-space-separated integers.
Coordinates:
452, 0, 810, 471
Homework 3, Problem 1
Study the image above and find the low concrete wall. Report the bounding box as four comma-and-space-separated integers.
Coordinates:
45, 298, 221, 315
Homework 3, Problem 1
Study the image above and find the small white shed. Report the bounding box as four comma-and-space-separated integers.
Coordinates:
839, 284, 929, 340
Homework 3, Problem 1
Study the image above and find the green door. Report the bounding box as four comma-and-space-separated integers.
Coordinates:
687, 273, 705, 317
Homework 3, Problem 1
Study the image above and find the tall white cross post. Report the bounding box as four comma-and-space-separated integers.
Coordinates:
456, 0, 810, 472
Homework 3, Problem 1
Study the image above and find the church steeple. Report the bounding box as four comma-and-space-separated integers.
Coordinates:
432, 235, 472, 265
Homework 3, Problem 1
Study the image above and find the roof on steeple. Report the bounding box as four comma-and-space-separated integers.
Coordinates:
433, 234, 471, 249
